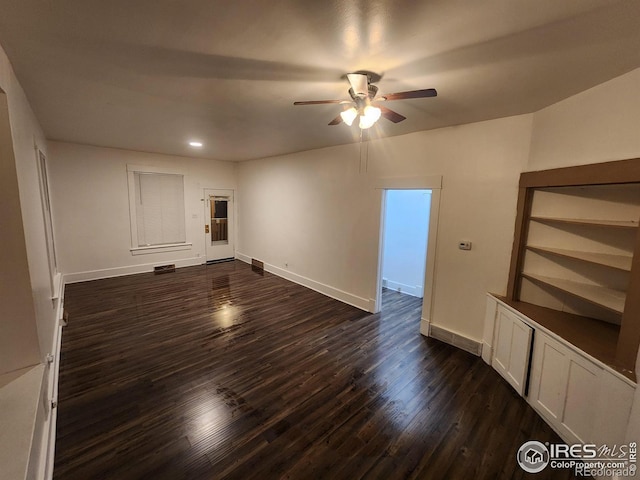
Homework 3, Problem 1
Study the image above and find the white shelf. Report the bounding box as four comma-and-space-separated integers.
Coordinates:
0, 364, 45, 480
530, 216, 639, 229
526, 246, 633, 272
521, 273, 626, 315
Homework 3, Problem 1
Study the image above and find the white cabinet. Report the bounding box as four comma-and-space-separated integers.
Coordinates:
485, 295, 636, 448
528, 331, 602, 443
492, 306, 533, 396
528, 331, 569, 424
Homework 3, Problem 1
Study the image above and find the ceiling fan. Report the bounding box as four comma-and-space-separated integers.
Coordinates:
293, 72, 437, 129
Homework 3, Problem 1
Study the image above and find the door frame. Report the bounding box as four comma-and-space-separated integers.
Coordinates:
373, 176, 442, 336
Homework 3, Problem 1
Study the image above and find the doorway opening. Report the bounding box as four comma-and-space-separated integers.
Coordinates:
379, 189, 432, 311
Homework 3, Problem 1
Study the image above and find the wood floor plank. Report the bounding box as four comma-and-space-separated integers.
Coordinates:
54, 261, 580, 479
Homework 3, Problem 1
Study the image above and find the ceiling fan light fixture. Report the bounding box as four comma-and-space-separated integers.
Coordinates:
359, 105, 381, 129
359, 115, 375, 129
340, 107, 358, 126
294, 73, 435, 129
363, 105, 381, 122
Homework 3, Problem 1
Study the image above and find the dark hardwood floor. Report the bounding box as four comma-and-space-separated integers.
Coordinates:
55, 260, 577, 479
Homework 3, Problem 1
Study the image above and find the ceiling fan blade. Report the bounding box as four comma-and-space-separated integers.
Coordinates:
380, 88, 437, 101
328, 115, 343, 126
293, 99, 343, 105
378, 105, 406, 123
346, 73, 369, 97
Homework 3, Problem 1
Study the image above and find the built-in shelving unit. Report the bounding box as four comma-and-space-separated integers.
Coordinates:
525, 245, 632, 271
521, 272, 626, 314
506, 158, 640, 379
520, 183, 638, 324
530, 216, 639, 229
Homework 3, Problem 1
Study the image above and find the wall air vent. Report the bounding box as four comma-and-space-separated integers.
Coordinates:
251, 258, 264, 270
154, 264, 176, 274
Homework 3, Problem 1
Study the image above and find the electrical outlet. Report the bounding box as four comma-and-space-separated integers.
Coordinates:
458, 241, 472, 250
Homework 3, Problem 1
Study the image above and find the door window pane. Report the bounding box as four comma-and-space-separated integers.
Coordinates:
214, 200, 227, 219
210, 197, 228, 243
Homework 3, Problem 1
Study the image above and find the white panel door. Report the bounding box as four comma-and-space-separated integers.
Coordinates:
529, 330, 606, 445
562, 356, 601, 442
529, 331, 570, 424
204, 189, 234, 262
492, 306, 534, 395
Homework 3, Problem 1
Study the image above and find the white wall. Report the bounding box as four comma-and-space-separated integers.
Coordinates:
0, 44, 55, 373
238, 114, 533, 342
528, 68, 640, 171
236, 142, 374, 308
0, 92, 40, 375
527, 67, 640, 462
48, 141, 236, 279
0, 41, 61, 480
382, 190, 431, 298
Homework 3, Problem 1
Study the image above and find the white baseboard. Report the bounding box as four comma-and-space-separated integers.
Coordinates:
235, 252, 371, 312
481, 342, 492, 365
426, 323, 482, 356
63, 256, 203, 283
368, 298, 377, 312
420, 317, 430, 336
235, 252, 251, 264
383, 279, 423, 298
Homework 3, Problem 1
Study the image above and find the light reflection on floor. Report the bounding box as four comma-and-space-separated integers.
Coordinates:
211, 303, 242, 329
372, 288, 426, 430
208, 273, 244, 328
184, 390, 232, 452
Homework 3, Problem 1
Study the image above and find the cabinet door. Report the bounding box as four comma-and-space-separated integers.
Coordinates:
528, 331, 603, 444
592, 371, 635, 447
562, 354, 601, 443
528, 332, 569, 424
492, 306, 533, 396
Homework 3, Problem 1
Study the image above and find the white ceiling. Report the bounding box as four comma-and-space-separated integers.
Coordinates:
0, 0, 639, 161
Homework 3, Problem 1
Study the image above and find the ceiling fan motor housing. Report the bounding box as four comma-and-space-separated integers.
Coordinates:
348, 84, 378, 102
346, 73, 370, 98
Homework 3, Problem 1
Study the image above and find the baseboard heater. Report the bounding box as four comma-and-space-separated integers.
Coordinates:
206, 257, 235, 265
154, 264, 176, 274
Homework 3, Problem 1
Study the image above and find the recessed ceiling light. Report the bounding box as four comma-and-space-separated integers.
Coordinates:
189, 141, 203, 147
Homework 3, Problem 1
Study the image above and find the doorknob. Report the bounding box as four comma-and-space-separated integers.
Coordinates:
205, 225, 210, 233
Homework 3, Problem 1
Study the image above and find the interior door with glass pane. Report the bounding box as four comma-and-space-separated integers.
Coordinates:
204, 189, 234, 262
